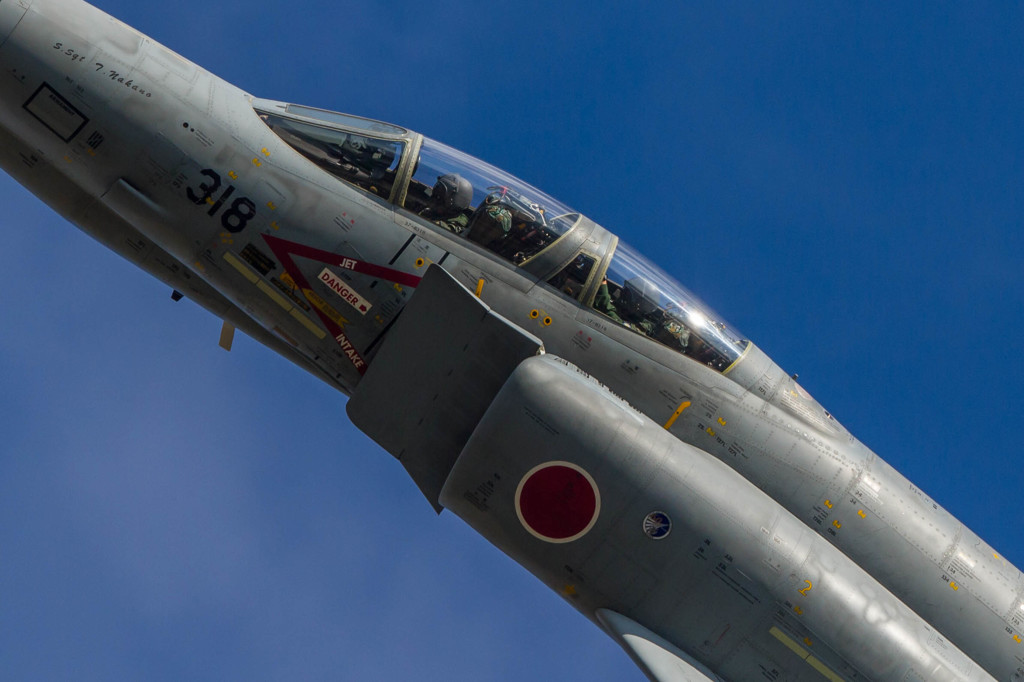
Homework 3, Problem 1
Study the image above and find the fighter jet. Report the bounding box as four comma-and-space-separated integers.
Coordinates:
0, 1, 1020, 680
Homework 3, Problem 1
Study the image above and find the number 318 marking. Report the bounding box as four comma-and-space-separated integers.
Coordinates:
186, 168, 256, 233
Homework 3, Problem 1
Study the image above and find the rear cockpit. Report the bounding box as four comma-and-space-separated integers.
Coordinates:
594, 243, 749, 372
253, 98, 750, 375
405, 137, 581, 266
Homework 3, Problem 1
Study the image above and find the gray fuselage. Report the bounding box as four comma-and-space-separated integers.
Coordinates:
0, 1, 1019, 680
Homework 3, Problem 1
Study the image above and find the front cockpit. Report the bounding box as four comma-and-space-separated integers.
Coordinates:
257, 107, 407, 201
253, 98, 751, 377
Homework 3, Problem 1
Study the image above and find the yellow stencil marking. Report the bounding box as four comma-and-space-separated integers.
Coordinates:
857, 510, 866, 519
261, 147, 270, 157
266, 201, 277, 210
393, 283, 403, 292
561, 584, 577, 597
770, 625, 848, 682
206, 196, 215, 205
717, 417, 727, 426
252, 157, 262, 167
793, 606, 803, 615
663, 400, 692, 430
803, 637, 813, 647
289, 308, 326, 339
271, 221, 280, 230
706, 427, 716, 437
256, 279, 292, 310
63, 155, 72, 163
1013, 634, 1021, 644
279, 271, 298, 290
824, 500, 833, 509
798, 580, 812, 596
228, 170, 238, 180
950, 581, 959, 591
301, 287, 349, 329
806, 656, 844, 682
768, 629, 847, 682
475, 279, 485, 297
832, 520, 842, 529
770, 627, 807, 658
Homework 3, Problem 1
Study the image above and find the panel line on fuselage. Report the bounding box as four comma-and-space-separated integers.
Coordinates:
388, 233, 415, 265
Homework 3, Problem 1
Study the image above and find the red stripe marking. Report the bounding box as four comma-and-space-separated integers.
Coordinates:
263, 234, 422, 375
264, 235, 422, 287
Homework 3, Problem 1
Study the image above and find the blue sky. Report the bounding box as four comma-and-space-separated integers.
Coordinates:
1, 1, 1023, 680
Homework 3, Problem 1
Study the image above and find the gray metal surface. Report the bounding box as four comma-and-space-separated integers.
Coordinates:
0, 0, 30, 50
347, 265, 542, 510
597, 609, 725, 682
0, 1, 1021, 679
441, 355, 994, 681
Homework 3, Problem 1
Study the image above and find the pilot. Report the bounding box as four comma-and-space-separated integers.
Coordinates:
659, 311, 692, 352
466, 190, 513, 252
594, 278, 624, 324
596, 277, 689, 346
616, 277, 661, 335
420, 173, 473, 234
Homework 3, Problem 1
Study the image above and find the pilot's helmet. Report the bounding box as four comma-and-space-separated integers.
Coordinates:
621, 277, 661, 318
484, 186, 510, 206
433, 173, 473, 211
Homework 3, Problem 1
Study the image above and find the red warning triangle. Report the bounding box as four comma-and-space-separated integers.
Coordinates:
262, 234, 422, 375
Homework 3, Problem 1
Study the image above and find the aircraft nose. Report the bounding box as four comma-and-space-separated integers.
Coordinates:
0, 0, 140, 140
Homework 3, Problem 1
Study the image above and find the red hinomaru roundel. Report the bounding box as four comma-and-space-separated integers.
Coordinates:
514, 461, 601, 543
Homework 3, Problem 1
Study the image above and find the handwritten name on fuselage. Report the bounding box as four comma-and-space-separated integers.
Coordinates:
51, 42, 87, 63
99, 68, 153, 98
52, 42, 154, 98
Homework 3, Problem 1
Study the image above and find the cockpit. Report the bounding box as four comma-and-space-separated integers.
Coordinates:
258, 108, 406, 200
254, 99, 750, 375
404, 137, 582, 265
595, 244, 748, 372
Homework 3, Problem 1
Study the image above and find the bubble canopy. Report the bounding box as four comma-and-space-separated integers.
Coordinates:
254, 98, 749, 372
600, 243, 749, 372
405, 138, 582, 265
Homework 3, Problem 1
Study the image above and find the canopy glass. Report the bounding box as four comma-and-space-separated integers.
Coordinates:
257, 102, 749, 373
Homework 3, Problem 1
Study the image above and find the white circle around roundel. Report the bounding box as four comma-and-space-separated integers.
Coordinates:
514, 461, 601, 544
